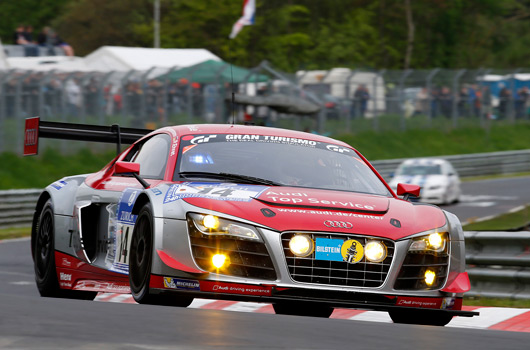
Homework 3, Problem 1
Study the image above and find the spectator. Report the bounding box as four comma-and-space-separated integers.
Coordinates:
457, 86, 469, 117
415, 87, 429, 116
515, 86, 529, 119
65, 78, 82, 117
23, 25, 36, 43
352, 84, 370, 118
37, 26, 75, 56
498, 85, 511, 119
439, 86, 452, 118
13, 24, 38, 56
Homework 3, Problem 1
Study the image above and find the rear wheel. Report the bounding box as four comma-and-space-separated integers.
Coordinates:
388, 309, 453, 326
129, 203, 193, 307
34, 199, 96, 300
273, 302, 334, 318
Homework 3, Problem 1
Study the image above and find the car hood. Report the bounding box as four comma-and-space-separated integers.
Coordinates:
177, 184, 447, 240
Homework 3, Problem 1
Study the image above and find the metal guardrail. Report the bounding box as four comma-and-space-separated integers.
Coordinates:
371, 149, 530, 180
0, 189, 40, 229
465, 231, 530, 299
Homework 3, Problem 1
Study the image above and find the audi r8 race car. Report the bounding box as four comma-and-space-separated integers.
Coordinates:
389, 158, 462, 205
26, 117, 477, 326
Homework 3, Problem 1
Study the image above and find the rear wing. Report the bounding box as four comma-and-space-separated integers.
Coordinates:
24, 117, 152, 156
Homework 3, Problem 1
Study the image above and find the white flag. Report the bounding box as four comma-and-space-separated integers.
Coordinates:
229, 0, 256, 39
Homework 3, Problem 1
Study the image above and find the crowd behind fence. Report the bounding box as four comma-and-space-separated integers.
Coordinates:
1, 64, 530, 154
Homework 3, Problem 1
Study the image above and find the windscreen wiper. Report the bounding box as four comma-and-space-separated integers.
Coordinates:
178, 172, 281, 186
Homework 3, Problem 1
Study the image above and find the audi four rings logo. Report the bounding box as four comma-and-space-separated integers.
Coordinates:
324, 220, 353, 229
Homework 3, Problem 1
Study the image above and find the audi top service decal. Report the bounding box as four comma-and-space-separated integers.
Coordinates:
164, 182, 268, 204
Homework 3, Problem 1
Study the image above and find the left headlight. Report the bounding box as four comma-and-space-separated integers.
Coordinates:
189, 213, 262, 241
364, 240, 388, 262
408, 232, 448, 254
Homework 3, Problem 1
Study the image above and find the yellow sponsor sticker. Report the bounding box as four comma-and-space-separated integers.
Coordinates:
340, 239, 364, 264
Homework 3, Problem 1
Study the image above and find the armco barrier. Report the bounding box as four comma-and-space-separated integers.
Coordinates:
465, 231, 530, 299
0, 189, 40, 229
371, 149, 530, 180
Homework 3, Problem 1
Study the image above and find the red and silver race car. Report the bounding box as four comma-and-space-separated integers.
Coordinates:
26, 117, 477, 326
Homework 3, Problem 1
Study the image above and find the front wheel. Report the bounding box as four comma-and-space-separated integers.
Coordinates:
388, 309, 453, 326
129, 203, 193, 307
34, 199, 96, 300
273, 302, 334, 318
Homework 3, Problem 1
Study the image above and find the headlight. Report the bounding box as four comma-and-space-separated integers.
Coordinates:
189, 213, 261, 241
364, 240, 387, 262
212, 254, 230, 269
424, 269, 436, 286
289, 235, 314, 257
409, 232, 447, 253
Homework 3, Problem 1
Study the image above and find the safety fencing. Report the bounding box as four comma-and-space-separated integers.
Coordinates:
2, 63, 530, 154
465, 231, 530, 299
371, 149, 530, 180
0, 189, 40, 229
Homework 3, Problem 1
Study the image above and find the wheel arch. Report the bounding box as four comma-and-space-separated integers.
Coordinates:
131, 193, 151, 217
31, 191, 52, 261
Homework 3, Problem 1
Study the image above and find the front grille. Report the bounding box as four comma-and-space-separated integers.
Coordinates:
281, 232, 394, 288
394, 251, 449, 290
187, 218, 276, 280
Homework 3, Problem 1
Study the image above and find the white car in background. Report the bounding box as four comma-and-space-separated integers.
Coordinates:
389, 158, 461, 205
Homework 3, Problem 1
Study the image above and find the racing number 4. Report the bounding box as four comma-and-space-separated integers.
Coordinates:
197, 188, 235, 197
117, 226, 131, 264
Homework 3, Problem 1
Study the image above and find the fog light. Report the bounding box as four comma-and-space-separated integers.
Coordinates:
364, 241, 387, 262
203, 215, 219, 230
212, 254, 229, 268
425, 269, 436, 286
428, 233, 444, 250
289, 235, 313, 257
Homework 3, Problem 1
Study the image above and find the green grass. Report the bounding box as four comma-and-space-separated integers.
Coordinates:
0, 227, 31, 240
1, 120, 530, 190
336, 121, 530, 160
0, 148, 116, 189
462, 204, 530, 231
464, 297, 530, 308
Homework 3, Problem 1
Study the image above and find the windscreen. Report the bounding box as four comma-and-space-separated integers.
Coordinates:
175, 134, 391, 196
397, 164, 442, 176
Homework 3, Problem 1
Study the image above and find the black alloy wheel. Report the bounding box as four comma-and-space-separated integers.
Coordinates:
129, 202, 193, 307
34, 199, 96, 300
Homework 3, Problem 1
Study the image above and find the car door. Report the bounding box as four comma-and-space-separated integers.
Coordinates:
70, 133, 172, 273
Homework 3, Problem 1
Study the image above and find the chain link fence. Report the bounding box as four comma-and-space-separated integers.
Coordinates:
1, 64, 530, 154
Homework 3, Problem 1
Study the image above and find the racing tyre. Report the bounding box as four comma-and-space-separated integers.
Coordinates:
129, 203, 193, 307
388, 309, 453, 326
273, 302, 334, 318
34, 199, 96, 300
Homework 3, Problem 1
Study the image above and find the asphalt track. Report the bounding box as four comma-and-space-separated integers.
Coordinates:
2, 238, 530, 350
443, 175, 530, 224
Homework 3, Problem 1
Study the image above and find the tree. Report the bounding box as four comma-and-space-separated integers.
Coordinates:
53, 0, 152, 56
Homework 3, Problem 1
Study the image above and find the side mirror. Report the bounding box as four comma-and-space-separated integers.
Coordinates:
115, 161, 140, 175
396, 183, 420, 201
114, 161, 149, 189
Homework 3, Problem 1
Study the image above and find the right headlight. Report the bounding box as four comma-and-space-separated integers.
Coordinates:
188, 213, 262, 242
408, 232, 448, 254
